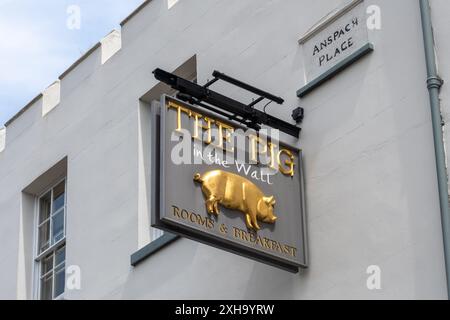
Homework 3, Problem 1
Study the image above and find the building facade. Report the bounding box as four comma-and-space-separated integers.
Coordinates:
1, 0, 450, 299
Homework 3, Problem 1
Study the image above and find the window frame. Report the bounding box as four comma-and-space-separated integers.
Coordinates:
33, 178, 67, 300
38, 244, 66, 300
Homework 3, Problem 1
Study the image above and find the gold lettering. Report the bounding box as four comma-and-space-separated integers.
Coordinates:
278, 149, 295, 177
168, 102, 191, 132
233, 227, 244, 240
231, 227, 298, 258
192, 111, 213, 144
262, 237, 271, 249
268, 142, 278, 170
172, 205, 181, 218
166, 100, 297, 177
249, 134, 258, 163
189, 212, 198, 224
181, 209, 189, 220
214, 121, 234, 152
248, 135, 268, 163
242, 229, 250, 242
197, 215, 207, 227
291, 247, 297, 257
255, 236, 264, 248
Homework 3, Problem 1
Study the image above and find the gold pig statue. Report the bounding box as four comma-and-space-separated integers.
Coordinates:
194, 170, 277, 231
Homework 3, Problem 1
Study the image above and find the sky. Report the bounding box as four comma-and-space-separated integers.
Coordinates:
0, 0, 145, 127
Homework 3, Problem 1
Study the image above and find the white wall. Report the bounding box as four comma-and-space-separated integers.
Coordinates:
0, 0, 447, 299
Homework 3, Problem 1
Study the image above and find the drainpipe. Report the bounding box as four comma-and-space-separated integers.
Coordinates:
419, 0, 450, 298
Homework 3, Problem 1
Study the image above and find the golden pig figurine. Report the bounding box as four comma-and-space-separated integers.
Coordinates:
194, 170, 277, 231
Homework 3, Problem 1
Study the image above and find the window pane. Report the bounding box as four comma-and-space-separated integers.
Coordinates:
52, 210, 65, 244
39, 192, 51, 224
40, 274, 53, 300
54, 264, 65, 298
52, 181, 65, 213
41, 254, 53, 276
38, 221, 50, 253
55, 246, 66, 267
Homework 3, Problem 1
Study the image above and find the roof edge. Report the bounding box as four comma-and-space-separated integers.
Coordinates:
58, 42, 101, 80
4, 93, 43, 127
120, 0, 153, 26
4, 41, 101, 127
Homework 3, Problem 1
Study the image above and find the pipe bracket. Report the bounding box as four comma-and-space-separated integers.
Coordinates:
427, 76, 444, 90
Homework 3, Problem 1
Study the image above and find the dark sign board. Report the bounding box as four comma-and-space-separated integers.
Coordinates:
151, 95, 308, 272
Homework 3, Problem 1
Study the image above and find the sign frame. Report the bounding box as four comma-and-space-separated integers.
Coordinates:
151, 95, 308, 273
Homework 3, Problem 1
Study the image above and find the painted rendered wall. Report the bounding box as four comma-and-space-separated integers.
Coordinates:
0, 0, 447, 299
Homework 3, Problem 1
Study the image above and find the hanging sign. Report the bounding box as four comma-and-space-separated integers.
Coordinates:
151, 95, 308, 272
